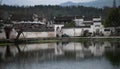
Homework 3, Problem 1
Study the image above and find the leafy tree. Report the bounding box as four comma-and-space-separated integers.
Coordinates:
64, 22, 75, 27
104, 8, 120, 28
0, 5, 103, 21
0, 21, 4, 32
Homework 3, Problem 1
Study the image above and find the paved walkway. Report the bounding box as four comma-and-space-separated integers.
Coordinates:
69, 36, 120, 39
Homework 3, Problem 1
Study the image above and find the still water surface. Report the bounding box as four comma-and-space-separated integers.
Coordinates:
0, 41, 120, 69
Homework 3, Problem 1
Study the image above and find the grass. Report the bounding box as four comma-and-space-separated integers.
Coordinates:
0, 38, 120, 45
27, 40, 59, 43
0, 43, 14, 46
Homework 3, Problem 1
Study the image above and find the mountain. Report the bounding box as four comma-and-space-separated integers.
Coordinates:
60, 0, 120, 8
59, 1, 77, 6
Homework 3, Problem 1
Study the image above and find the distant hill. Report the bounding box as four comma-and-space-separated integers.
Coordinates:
60, 1, 77, 6
60, 0, 120, 8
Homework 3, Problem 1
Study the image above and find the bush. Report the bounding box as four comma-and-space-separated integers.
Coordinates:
62, 34, 69, 37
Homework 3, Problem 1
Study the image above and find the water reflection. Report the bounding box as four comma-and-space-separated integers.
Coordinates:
0, 41, 120, 69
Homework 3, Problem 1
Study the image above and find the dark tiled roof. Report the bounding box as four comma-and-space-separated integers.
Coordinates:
75, 26, 91, 28
54, 16, 83, 20
3, 20, 13, 24
93, 16, 101, 18
83, 22, 93, 24
62, 26, 90, 28
14, 23, 54, 32
55, 16, 82, 20
83, 17, 92, 21
93, 21, 101, 22
54, 19, 73, 22
54, 22, 65, 24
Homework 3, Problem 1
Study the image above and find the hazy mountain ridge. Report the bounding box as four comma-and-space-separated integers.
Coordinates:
60, 0, 120, 8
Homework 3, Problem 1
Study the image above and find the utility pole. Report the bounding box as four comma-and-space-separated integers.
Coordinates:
113, 0, 116, 8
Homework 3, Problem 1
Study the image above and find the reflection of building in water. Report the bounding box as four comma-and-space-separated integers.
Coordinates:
62, 42, 92, 58
0, 41, 113, 61
89, 41, 111, 57
55, 41, 112, 58
0, 45, 19, 60
55, 42, 64, 55
0, 43, 55, 61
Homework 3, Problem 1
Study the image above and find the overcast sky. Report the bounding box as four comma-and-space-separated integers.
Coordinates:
2, 0, 96, 6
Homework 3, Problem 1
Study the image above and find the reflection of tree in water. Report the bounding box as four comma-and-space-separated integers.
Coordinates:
110, 42, 120, 49
64, 51, 76, 59
104, 41, 120, 66
0, 53, 2, 62
104, 50, 120, 66
92, 41, 104, 47
83, 30, 89, 37
82, 41, 92, 48
4, 45, 14, 61
0, 44, 22, 62
62, 42, 69, 46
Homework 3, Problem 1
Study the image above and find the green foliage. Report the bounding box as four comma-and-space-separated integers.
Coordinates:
0, 5, 103, 21
62, 34, 69, 37
104, 8, 120, 27
0, 21, 4, 32
64, 22, 75, 27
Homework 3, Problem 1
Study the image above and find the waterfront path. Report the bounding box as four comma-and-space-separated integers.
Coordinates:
70, 36, 120, 39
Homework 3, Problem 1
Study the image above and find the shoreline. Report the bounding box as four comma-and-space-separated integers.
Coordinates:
0, 36, 120, 44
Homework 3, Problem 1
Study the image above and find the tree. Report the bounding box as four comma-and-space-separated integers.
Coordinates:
0, 21, 4, 32
64, 22, 75, 27
105, 8, 120, 28
0, 5, 103, 21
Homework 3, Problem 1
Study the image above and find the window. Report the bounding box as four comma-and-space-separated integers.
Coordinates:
104, 29, 110, 31
95, 25, 100, 27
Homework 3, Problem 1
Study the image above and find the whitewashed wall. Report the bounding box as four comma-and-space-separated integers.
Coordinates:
0, 29, 55, 39
54, 24, 64, 31
75, 28, 83, 36
62, 28, 74, 36
62, 28, 83, 36
0, 31, 6, 39
19, 32, 55, 38
0, 29, 17, 39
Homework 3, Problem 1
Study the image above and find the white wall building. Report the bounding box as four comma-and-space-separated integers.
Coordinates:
60, 16, 110, 37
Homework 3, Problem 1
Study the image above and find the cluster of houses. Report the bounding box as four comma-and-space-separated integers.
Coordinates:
0, 15, 113, 39
54, 16, 113, 37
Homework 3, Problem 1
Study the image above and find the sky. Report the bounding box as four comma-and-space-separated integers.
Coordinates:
2, 0, 96, 6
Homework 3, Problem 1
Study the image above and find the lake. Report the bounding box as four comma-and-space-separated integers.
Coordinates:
0, 41, 120, 69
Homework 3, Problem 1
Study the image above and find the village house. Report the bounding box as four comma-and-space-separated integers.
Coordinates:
53, 16, 111, 37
